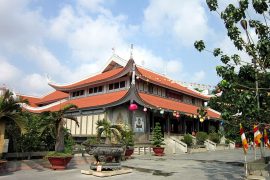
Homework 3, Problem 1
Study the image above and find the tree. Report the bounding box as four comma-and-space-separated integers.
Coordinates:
151, 122, 165, 147
40, 104, 78, 152
96, 119, 123, 144
0, 90, 26, 155
194, 0, 270, 137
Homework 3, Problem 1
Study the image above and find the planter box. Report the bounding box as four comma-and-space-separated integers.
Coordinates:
48, 156, 72, 170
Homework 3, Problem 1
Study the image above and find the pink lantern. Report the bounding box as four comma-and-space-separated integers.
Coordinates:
143, 107, 147, 112
129, 103, 138, 111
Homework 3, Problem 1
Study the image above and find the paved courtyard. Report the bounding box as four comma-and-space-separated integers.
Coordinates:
1, 149, 269, 180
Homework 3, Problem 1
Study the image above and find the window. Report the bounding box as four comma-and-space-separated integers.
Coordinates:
120, 81, 125, 88
109, 81, 126, 91
114, 82, 119, 89
72, 90, 84, 97
148, 84, 153, 93
192, 98, 195, 105
89, 86, 103, 94
98, 86, 103, 92
109, 83, 114, 90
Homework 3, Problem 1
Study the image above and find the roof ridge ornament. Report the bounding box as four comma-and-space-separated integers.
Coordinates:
130, 44, 133, 60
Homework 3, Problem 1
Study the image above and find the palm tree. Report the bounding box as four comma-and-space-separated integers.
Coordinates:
96, 119, 123, 144
0, 90, 26, 155
40, 104, 78, 152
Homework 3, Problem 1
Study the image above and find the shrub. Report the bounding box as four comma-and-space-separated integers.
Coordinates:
208, 132, 220, 144
209, 126, 216, 133
225, 139, 230, 145
151, 122, 165, 147
196, 132, 208, 145
182, 134, 193, 147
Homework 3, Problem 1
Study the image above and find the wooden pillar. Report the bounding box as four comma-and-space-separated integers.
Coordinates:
183, 118, 186, 134
197, 119, 199, 132
192, 119, 195, 132
0, 121, 5, 156
167, 114, 170, 136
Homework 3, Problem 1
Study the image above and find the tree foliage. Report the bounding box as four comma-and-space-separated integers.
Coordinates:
151, 122, 165, 147
195, 0, 270, 138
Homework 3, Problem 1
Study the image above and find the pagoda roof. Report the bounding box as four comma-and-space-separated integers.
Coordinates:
137, 67, 210, 100
20, 95, 40, 107
49, 67, 124, 91
138, 92, 220, 119
23, 90, 128, 113
36, 90, 69, 105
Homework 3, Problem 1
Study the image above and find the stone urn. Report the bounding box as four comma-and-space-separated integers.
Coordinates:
84, 144, 124, 170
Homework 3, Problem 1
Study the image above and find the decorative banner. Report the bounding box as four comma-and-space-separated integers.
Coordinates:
240, 123, 248, 154
264, 129, 270, 149
254, 125, 262, 147
134, 117, 144, 132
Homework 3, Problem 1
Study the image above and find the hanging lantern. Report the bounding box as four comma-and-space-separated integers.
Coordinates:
129, 103, 138, 111
176, 114, 180, 118
143, 107, 147, 112
200, 117, 205, 122
160, 109, 164, 114
173, 111, 177, 117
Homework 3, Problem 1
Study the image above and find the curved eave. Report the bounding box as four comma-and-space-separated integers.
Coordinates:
137, 92, 220, 120
23, 90, 129, 113
136, 67, 210, 101
49, 59, 135, 91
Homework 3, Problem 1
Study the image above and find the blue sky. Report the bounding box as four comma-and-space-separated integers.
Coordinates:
0, 0, 237, 96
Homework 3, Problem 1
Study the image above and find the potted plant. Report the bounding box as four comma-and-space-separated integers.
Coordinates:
121, 129, 134, 159
40, 104, 78, 170
151, 122, 165, 156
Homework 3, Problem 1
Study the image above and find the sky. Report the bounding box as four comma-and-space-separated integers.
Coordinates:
0, 0, 239, 96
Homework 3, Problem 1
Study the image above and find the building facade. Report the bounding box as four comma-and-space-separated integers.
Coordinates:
23, 55, 221, 143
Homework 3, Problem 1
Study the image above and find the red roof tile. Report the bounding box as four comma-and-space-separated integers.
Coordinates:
36, 91, 68, 105
26, 90, 128, 113
137, 67, 210, 100
139, 92, 220, 119
20, 95, 40, 107
50, 68, 124, 89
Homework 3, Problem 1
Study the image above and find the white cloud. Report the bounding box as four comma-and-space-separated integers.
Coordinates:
20, 73, 53, 96
192, 70, 206, 82
0, 56, 21, 83
143, 0, 210, 46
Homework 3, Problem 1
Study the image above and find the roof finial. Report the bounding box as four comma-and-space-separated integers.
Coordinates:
130, 44, 133, 59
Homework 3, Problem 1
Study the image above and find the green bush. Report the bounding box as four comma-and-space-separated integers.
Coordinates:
182, 134, 193, 147
209, 126, 216, 133
196, 132, 208, 145
208, 132, 220, 144
151, 122, 165, 147
225, 139, 230, 145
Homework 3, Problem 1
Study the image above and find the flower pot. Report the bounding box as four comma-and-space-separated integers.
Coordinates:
48, 156, 72, 170
125, 148, 134, 159
153, 147, 165, 156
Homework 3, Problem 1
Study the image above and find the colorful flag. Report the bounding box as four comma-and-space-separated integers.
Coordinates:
240, 123, 248, 154
264, 129, 270, 149
254, 125, 262, 147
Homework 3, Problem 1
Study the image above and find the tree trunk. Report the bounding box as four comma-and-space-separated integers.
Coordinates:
55, 121, 65, 152
0, 121, 6, 157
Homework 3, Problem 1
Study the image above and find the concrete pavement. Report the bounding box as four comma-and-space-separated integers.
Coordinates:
0, 149, 269, 180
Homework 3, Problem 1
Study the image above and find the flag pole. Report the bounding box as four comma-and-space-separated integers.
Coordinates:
254, 146, 256, 160
245, 154, 248, 177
